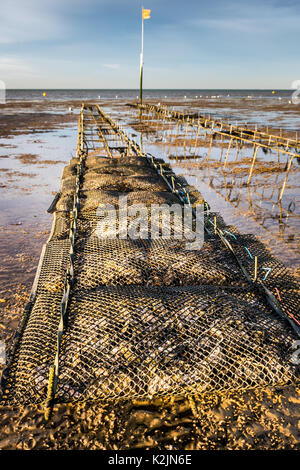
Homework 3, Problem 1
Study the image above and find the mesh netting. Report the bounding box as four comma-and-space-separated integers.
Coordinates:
56, 190, 180, 212
62, 156, 152, 179
2, 284, 297, 405
1, 105, 299, 409
61, 167, 169, 194
204, 212, 300, 325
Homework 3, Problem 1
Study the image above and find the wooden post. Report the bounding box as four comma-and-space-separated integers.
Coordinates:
223, 137, 233, 170
194, 125, 201, 155
247, 145, 259, 185
219, 134, 224, 162
247, 185, 253, 210
206, 132, 213, 161
254, 256, 258, 281
183, 123, 189, 158
161, 110, 166, 133
278, 155, 295, 201
171, 176, 175, 192
175, 119, 179, 138
155, 110, 160, 133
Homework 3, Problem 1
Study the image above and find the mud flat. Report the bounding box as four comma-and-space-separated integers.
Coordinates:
0, 100, 79, 391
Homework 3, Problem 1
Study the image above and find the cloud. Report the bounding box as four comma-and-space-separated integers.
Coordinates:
103, 64, 120, 69
191, 1, 300, 34
0, 0, 115, 44
197, 16, 299, 35
0, 57, 39, 83
0, 0, 67, 43
0, 57, 30, 73
199, 18, 264, 34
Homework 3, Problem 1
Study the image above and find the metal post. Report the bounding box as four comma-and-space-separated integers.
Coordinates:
139, 12, 144, 105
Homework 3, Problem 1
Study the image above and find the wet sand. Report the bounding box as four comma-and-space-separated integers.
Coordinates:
0, 101, 78, 299
0, 98, 299, 450
1, 384, 300, 450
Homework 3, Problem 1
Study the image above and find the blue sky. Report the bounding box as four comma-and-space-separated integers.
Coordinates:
0, 0, 299, 89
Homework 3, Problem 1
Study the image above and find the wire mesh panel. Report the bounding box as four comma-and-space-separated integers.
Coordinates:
56, 286, 297, 402
61, 169, 169, 194
2, 285, 298, 405
203, 213, 300, 326
56, 190, 181, 212
35, 240, 70, 295
72, 238, 248, 289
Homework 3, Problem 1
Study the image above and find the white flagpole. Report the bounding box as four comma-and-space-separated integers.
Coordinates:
139, 8, 144, 104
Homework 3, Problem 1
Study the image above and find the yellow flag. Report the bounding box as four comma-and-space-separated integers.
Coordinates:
142, 8, 151, 20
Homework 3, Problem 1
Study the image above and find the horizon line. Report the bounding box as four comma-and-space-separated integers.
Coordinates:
6, 88, 292, 91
